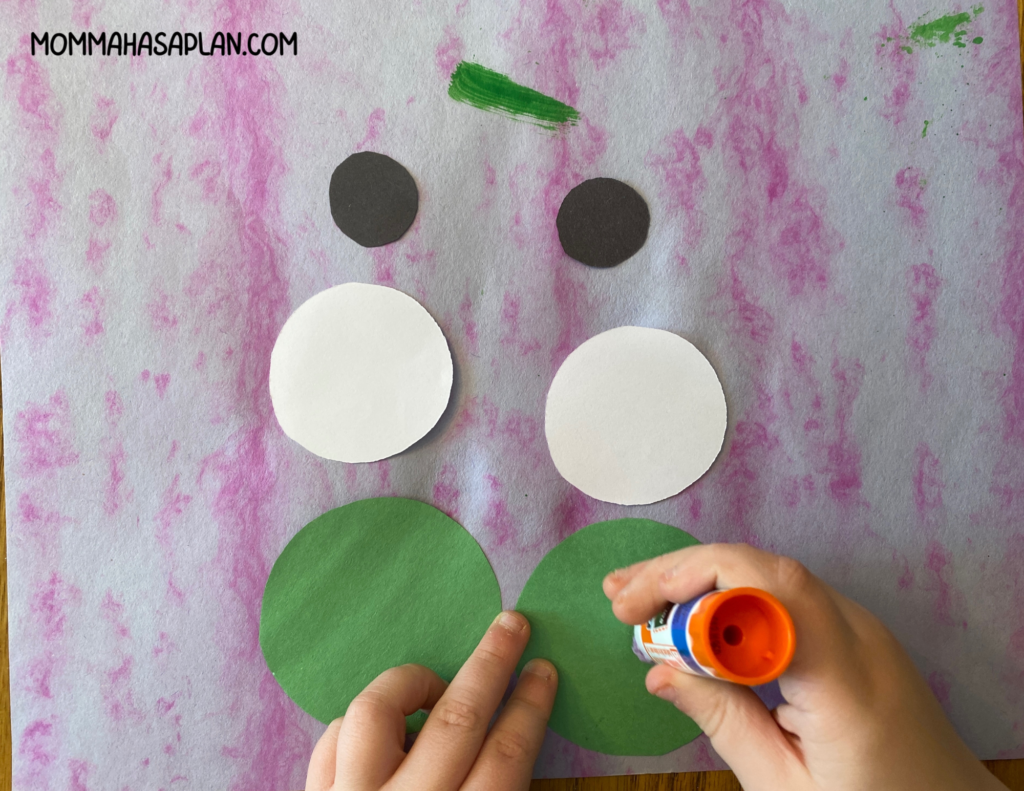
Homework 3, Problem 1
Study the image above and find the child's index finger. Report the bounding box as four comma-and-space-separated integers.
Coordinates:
608, 545, 707, 625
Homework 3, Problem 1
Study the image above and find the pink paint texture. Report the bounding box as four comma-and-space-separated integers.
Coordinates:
9, 257, 56, 336
88, 189, 117, 226
499, 291, 541, 356
68, 758, 92, 791
155, 475, 192, 604
19, 720, 55, 786
982, 2, 1024, 718
102, 390, 130, 515
80, 286, 105, 341
154, 373, 171, 398
432, 463, 462, 519
482, 474, 518, 549
922, 540, 963, 628
84, 237, 111, 274
183, 19, 314, 787
100, 590, 131, 639
502, 2, 614, 376
895, 167, 926, 229
907, 263, 942, 392
371, 246, 396, 286
18, 493, 70, 548
102, 655, 143, 724
875, 10, 916, 127
148, 290, 180, 332
658, 0, 693, 40
2, 51, 63, 338
356, 107, 385, 151
651, 0, 868, 556
825, 357, 865, 506
580, 0, 644, 69
646, 127, 707, 250
151, 154, 173, 226
457, 292, 479, 357
707, 0, 838, 317
552, 488, 597, 542
32, 574, 81, 642
435, 25, 463, 78
832, 57, 849, 93
913, 443, 944, 527
15, 391, 79, 476
90, 95, 118, 145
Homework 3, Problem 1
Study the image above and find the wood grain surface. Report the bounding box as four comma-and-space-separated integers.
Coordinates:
1, 7, 1023, 789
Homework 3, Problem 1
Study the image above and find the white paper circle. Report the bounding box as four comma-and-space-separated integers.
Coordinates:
545, 327, 727, 506
269, 283, 453, 463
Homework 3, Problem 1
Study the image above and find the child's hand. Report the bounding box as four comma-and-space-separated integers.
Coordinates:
604, 544, 1007, 791
305, 611, 557, 791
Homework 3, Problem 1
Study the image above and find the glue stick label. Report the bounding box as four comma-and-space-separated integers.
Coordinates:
632, 593, 718, 679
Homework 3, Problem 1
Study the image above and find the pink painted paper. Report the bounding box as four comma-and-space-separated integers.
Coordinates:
1, 0, 1023, 786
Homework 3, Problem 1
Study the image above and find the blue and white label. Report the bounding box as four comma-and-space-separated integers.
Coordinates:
632, 594, 719, 678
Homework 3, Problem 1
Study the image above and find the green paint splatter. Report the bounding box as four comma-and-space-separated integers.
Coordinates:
447, 61, 579, 130
922, 119, 930, 137
902, 45, 914, 54
907, 5, 984, 49
973, 36, 983, 43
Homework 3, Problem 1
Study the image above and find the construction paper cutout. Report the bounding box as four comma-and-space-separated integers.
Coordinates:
269, 283, 453, 463
329, 151, 419, 247
447, 61, 580, 130
260, 497, 502, 726
545, 326, 727, 505
516, 518, 702, 756
556, 178, 650, 268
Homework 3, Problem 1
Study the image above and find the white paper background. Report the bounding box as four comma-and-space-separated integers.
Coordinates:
2, 0, 1023, 787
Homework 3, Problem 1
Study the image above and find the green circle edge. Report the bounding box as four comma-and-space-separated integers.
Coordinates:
260, 497, 502, 726
515, 518, 703, 756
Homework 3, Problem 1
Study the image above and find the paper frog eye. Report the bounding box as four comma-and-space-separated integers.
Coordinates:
329, 151, 419, 247
269, 283, 453, 463
557, 177, 651, 268
545, 327, 727, 505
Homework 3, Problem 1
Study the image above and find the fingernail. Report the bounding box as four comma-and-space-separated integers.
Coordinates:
523, 659, 554, 680
495, 611, 527, 633
661, 566, 679, 582
652, 685, 676, 703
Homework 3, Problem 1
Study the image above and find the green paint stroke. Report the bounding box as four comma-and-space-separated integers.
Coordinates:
922, 119, 930, 137
448, 61, 580, 130
908, 5, 984, 49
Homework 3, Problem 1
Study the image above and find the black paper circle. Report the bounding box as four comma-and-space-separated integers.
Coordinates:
556, 178, 650, 268
329, 152, 419, 248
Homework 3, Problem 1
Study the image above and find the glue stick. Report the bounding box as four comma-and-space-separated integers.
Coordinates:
633, 587, 796, 686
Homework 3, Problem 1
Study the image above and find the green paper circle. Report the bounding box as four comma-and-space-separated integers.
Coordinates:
260, 498, 502, 724
516, 519, 703, 756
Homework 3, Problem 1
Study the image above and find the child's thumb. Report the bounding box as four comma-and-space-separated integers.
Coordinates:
646, 665, 805, 790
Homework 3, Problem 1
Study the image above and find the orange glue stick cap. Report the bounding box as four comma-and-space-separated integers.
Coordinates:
688, 587, 796, 686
